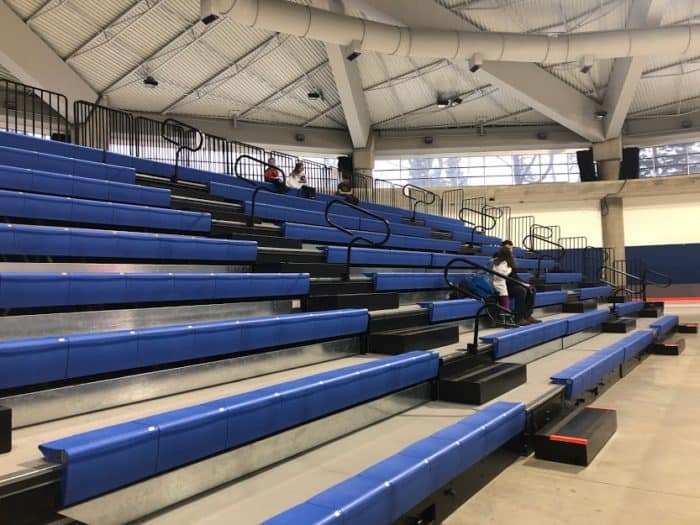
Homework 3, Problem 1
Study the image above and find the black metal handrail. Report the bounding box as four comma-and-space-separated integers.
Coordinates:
325, 199, 391, 281
459, 205, 501, 244
644, 268, 672, 289
600, 265, 646, 299
523, 224, 566, 276
443, 257, 531, 352
234, 154, 287, 227
403, 183, 438, 222
160, 118, 203, 181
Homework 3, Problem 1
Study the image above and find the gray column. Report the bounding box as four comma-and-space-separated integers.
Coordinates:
601, 196, 626, 285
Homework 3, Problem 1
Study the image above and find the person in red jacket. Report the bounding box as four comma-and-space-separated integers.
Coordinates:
264, 157, 287, 193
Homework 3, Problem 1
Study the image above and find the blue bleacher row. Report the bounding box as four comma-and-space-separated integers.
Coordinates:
0, 309, 367, 389
0, 223, 258, 262
40, 351, 439, 505
0, 272, 308, 309
35, 301, 665, 512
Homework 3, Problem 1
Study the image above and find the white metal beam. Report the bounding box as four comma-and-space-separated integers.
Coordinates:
602, 0, 667, 140
356, 0, 605, 141
314, 0, 372, 148
0, 1, 97, 118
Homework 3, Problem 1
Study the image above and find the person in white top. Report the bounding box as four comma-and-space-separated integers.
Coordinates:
287, 162, 316, 199
498, 241, 541, 326
492, 248, 515, 314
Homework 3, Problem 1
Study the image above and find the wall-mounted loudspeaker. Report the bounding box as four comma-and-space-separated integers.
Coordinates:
576, 149, 597, 182
620, 147, 640, 180
337, 156, 353, 173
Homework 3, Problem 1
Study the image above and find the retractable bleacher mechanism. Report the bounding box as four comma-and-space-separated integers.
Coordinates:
161, 118, 203, 182
324, 199, 391, 281
234, 154, 286, 227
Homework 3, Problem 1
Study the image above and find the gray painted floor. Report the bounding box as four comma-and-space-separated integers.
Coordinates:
446, 304, 700, 525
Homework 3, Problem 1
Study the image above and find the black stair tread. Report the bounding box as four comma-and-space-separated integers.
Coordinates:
170, 194, 242, 210
443, 362, 522, 383
437, 361, 526, 405
256, 262, 347, 277
374, 323, 456, 336
212, 231, 302, 248
368, 306, 430, 332
257, 248, 326, 264
368, 323, 459, 354
602, 318, 637, 333
305, 292, 399, 312
534, 406, 617, 466
136, 173, 209, 190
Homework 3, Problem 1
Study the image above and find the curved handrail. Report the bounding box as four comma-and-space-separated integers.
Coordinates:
403, 183, 438, 222
599, 265, 645, 299
443, 257, 531, 351
234, 154, 287, 227
529, 223, 555, 239
160, 118, 203, 181
523, 231, 566, 276
482, 204, 504, 220
644, 268, 672, 289
459, 206, 499, 244
325, 199, 391, 281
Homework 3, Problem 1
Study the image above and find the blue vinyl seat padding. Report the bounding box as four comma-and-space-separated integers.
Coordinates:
551, 330, 654, 399
418, 299, 483, 323
574, 286, 613, 300
0, 145, 135, 184
543, 272, 582, 284
0, 164, 170, 206
325, 247, 433, 267
532, 291, 568, 307
263, 401, 526, 525
0, 223, 257, 261
612, 301, 645, 317
565, 309, 610, 335
373, 272, 475, 292
0, 272, 308, 309
39, 350, 439, 505
0, 189, 209, 232
0, 308, 367, 389
514, 258, 556, 271
481, 318, 569, 358
649, 315, 679, 338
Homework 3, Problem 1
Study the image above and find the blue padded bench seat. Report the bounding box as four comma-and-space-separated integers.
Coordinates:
0, 189, 209, 232
649, 315, 679, 338
481, 318, 569, 359
326, 246, 433, 267
551, 330, 654, 399
565, 309, 609, 335
0, 272, 308, 309
575, 286, 613, 300
0, 130, 105, 164
429, 253, 490, 268
0, 223, 257, 262
0, 164, 170, 207
0, 309, 368, 389
543, 272, 582, 284
374, 272, 475, 292
0, 145, 135, 184
514, 258, 556, 271
533, 291, 568, 308
450, 230, 502, 245
612, 301, 645, 317
284, 223, 462, 253
418, 298, 482, 323
39, 351, 439, 505
263, 401, 526, 525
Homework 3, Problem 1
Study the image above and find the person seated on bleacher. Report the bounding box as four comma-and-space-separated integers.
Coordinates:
500, 240, 541, 326
264, 157, 287, 193
492, 248, 515, 314
287, 162, 316, 199
335, 173, 359, 205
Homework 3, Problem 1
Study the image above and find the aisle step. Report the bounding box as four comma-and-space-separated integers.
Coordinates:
368, 324, 459, 354
438, 355, 526, 404
602, 318, 637, 333
255, 262, 346, 278
534, 406, 617, 466
678, 323, 698, 334
369, 308, 430, 332
651, 337, 686, 355
310, 279, 374, 295
562, 299, 597, 313
304, 292, 399, 312
0, 405, 9, 453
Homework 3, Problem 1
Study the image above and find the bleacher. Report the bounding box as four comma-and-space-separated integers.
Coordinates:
0, 121, 691, 525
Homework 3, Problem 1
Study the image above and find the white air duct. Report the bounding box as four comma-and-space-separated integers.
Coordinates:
222, 0, 700, 63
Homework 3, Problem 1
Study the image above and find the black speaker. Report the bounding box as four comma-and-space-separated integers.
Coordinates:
577, 149, 597, 182
620, 147, 640, 180
337, 156, 353, 173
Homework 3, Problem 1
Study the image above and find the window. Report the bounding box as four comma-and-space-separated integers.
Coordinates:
373, 152, 580, 187
639, 141, 700, 178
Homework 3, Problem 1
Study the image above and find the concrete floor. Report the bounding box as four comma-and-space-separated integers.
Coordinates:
446, 304, 700, 525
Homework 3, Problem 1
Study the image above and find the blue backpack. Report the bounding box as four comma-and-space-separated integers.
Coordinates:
466, 273, 496, 299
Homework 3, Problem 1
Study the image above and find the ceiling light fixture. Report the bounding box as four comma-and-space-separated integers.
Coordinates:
143, 75, 159, 89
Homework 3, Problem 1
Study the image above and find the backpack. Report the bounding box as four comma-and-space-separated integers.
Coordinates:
465, 272, 496, 299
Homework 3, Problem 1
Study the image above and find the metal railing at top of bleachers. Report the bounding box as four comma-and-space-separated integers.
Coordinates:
350, 172, 374, 203
230, 140, 267, 182
160, 118, 203, 181
270, 150, 299, 179
74, 101, 134, 160
324, 199, 391, 281
234, 154, 287, 227
522, 224, 567, 276
601, 259, 672, 301
302, 159, 335, 195
458, 204, 500, 245
373, 178, 406, 209
1, 79, 70, 141
403, 183, 440, 222
443, 257, 531, 352
440, 188, 464, 218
